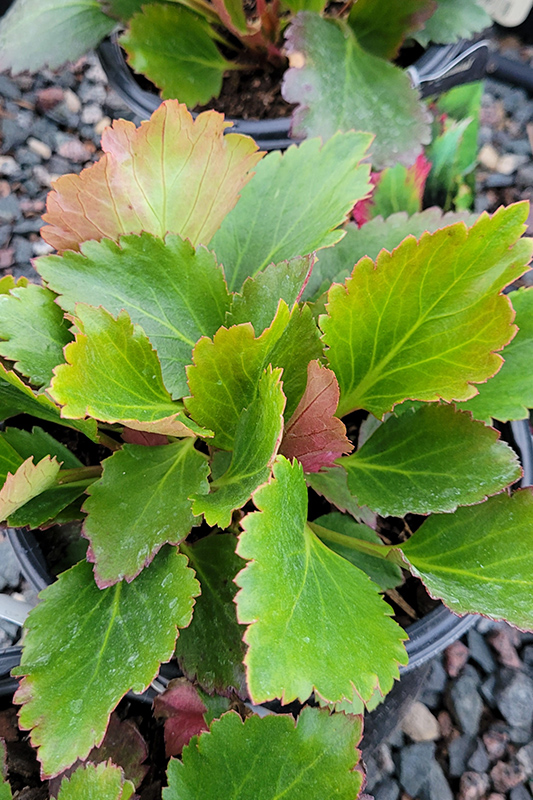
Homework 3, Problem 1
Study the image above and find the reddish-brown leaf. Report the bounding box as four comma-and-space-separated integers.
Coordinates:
42, 101, 263, 253
153, 679, 208, 757
279, 360, 352, 472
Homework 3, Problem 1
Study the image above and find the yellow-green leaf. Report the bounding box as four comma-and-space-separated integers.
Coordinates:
322, 204, 533, 418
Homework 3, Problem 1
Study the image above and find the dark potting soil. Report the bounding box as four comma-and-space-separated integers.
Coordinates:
194, 61, 294, 121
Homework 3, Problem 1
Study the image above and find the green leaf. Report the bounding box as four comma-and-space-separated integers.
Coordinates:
176, 535, 247, 696
84, 440, 210, 586
306, 465, 376, 527
14, 547, 199, 777
121, 4, 232, 106
2, 426, 82, 469
191, 367, 285, 528
164, 707, 363, 800
0, 0, 114, 73
227, 255, 313, 333
42, 101, 262, 254
304, 208, 478, 301
0, 426, 86, 528
424, 117, 472, 208
415, 0, 491, 46
313, 512, 402, 591
462, 287, 533, 422
0, 456, 60, 522
57, 762, 135, 800
210, 130, 373, 291
0, 362, 98, 442
186, 302, 321, 448
0, 740, 11, 800
236, 456, 407, 704
341, 403, 521, 516
282, 14, 431, 170
348, 0, 435, 59
0, 284, 72, 388
50, 305, 206, 438
321, 204, 533, 418
400, 489, 533, 630
38, 233, 232, 400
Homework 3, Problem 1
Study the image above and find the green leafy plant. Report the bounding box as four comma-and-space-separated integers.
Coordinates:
0, 0, 491, 168
1, 102, 533, 795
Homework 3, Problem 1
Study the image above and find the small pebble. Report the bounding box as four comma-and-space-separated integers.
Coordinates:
27, 137, 52, 161
444, 641, 469, 677
489, 627, 523, 669
495, 670, 533, 731
483, 725, 510, 761
491, 759, 527, 793
458, 771, 490, 800
448, 672, 483, 736
400, 701, 440, 742
63, 88, 82, 113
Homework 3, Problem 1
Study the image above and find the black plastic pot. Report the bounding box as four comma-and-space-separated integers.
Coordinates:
97, 36, 293, 152
97, 35, 490, 152
0, 646, 21, 697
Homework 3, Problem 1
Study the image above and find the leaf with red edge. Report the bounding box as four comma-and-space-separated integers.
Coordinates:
353, 154, 432, 226
41, 101, 262, 253
0, 455, 59, 522
56, 761, 134, 800
49, 305, 210, 438
321, 204, 533, 418
282, 13, 431, 170
280, 360, 352, 472
153, 678, 230, 757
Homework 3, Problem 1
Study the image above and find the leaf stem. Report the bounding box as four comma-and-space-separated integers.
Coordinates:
57, 466, 102, 485
97, 432, 122, 451
308, 521, 405, 566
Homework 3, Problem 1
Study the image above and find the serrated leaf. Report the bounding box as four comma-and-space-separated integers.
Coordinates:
415, 0, 491, 46
280, 360, 352, 472
0, 284, 72, 388
0, 456, 60, 522
321, 204, 533, 418
0, 362, 98, 442
38, 233, 232, 400
304, 208, 478, 301
186, 301, 321, 448
342, 404, 521, 516
42, 101, 262, 254
121, 4, 233, 106
0, 426, 85, 529
282, 13, 431, 170
236, 456, 407, 704
0, 0, 114, 73
57, 762, 134, 800
84, 440, 209, 587
462, 287, 533, 421
164, 707, 363, 800
210, 130, 372, 291
177, 536, 247, 696
348, 0, 435, 59
312, 512, 402, 591
49, 305, 206, 437
400, 489, 533, 630
227, 255, 314, 333
191, 367, 285, 528
306, 465, 377, 527
14, 547, 199, 777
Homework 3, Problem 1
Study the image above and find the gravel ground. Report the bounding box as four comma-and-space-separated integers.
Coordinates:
1, 32, 533, 800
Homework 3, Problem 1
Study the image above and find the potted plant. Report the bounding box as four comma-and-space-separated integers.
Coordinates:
0, 101, 533, 793
0, 0, 492, 156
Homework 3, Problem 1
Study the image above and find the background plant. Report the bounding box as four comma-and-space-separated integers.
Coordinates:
0, 0, 492, 170
0, 102, 532, 794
